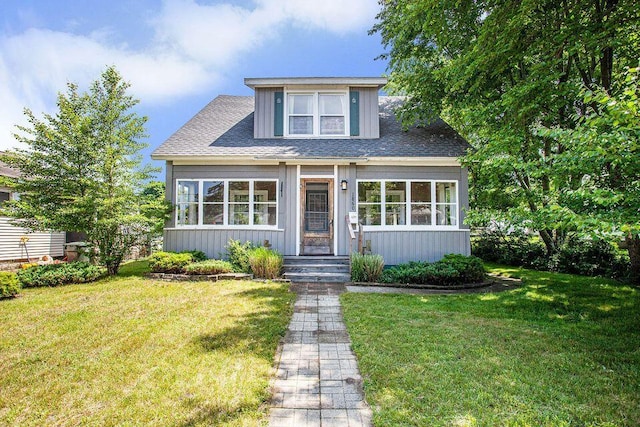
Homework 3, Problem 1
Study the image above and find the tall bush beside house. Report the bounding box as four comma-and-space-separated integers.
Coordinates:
351, 253, 385, 282
225, 240, 255, 273
248, 247, 283, 279
0, 272, 21, 298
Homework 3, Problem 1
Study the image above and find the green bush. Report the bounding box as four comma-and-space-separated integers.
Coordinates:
180, 250, 207, 262
381, 254, 485, 286
17, 262, 106, 288
248, 247, 283, 279
351, 253, 385, 282
472, 229, 545, 268
225, 240, 256, 273
0, 271, 21, 298
148, 251, 194, 273
184, 259, 233, 275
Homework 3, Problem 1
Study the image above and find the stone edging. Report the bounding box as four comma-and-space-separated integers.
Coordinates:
350, 280, 494, 290
146, 272, 253, 282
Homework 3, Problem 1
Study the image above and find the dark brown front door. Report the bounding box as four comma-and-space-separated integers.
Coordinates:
301, 179, 333, 255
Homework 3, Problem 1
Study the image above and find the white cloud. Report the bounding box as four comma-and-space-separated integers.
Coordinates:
0, 0, 379, 150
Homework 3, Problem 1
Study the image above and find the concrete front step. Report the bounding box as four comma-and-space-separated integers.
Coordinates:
283, 256, 351, 283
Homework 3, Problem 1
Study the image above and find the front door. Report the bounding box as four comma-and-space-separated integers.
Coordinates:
301, 179, 333, 255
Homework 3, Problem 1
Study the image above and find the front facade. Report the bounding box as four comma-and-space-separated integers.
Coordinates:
152, 77, 470, 264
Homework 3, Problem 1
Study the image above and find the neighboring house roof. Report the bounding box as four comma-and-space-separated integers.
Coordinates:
152, 96, 470, 162
0, 153, 21, 179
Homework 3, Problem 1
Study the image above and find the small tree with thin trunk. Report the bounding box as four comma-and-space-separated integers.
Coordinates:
1, 66, 158, 275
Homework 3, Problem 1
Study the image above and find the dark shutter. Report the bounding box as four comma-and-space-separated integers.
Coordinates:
349, 91, 359, 136
274, 91, 284, 137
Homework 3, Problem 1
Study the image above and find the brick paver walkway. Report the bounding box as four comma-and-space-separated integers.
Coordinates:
269, 283, 373, 427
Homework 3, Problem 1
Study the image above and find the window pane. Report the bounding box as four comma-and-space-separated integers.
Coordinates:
203, 181, 224, 203
320, 117, 345, 135
385, 203, 406, 225
203, 204, 223, 225
411, 182, 431, 203
358, 182, 381, 203
229, 181, 249, 202
436, 182, 457, 203
254, 181, 276, 202
254, 204, 277, 226
177, 203, 198, 225
177, 181, 198, 203
289, 116, 313, 134
358, 205, 381, 226
319, 94, 344, 115
411, 204, 431, 225
229, 204, 249, 225
385, 181, 406, 202
436, 204, 457, 225
289, 94, 313, 114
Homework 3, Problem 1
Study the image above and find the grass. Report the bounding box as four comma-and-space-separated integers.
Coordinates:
341, 264, 640, 427
0, 260, 295, 426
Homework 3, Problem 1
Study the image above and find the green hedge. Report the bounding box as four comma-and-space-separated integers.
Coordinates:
0, 271, 21, 298
148, 251, 194, 273
17, 262, 106, 288
381, 254, 485, 286
184, 260, 233, 275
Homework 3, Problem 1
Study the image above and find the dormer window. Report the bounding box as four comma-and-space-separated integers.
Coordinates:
286, 92, 348, 137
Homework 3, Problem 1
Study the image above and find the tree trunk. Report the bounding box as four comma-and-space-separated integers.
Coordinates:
627, 234, 640, 285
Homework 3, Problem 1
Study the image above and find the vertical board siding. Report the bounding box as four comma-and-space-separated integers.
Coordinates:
164, 229, 285, 259
362, 230, 471, 265
351, 87, 379, 139
254, 87, 281, 138
0, 217, 65, 261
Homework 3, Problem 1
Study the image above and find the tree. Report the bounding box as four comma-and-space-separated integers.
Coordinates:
0, 66, 158, 275
539, 68, 640, 282
372, 1, 639, 259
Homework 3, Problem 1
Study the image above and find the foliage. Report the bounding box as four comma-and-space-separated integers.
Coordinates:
180, 250, 207, 262
341, 266, 640, 426
224, 239, 256, 273
0, 66, 160, 276
382, 254, 484, 286
248, 247, 283, 279
139, 180, 171, 239
473, 229, 630, 279
147, 251, 194, 274
373, 0, 640, 263
184, 259, 233, 275
537, 68, 640, 283
350, 252, 385, 282
0, 272, 21, 298
16, 262, 105, 288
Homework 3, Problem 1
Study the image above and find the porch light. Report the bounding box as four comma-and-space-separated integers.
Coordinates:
341, 180, 348, 191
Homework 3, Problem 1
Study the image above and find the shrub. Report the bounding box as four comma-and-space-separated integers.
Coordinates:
184, 259, 234, 275
225, 240, 256, 273
148, 251, 194, 273
351, 253, 385, 282
17, 262, 106, 288
381, 254, 485, 286
181, 250, 207, 262
248, 247, 283, 279
472, 229, 545, 268
0, 271, 21, 298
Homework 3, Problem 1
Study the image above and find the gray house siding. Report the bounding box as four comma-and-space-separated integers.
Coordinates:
352, 87, 380, 139
254, 88, 280, 139
164, 163, 470, 263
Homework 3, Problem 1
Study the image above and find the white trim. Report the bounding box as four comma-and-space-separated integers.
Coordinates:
333, 165, 338, 256
165, 227, 285, 231
284, 90, 350, 138
153, 156, 462, 167
175, 178, 279, 228
356, 179, 460, 229
244, 77, 387, 88
300, 174, 335, 179
295, 165, 301, 256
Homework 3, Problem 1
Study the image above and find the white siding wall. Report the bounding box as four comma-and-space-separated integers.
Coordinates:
0, 217, 65, 261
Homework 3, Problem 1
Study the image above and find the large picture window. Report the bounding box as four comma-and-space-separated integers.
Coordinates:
357, 180, 458, 228
286, 92, 347, 136
176, 179, 278, 227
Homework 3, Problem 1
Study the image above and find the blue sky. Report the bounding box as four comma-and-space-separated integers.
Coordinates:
0, 0, 388, 175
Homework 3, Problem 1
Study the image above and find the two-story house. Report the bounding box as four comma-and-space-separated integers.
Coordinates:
151, 77, 471, 265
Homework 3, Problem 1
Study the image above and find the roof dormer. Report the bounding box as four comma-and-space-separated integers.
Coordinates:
244, 77, 387, 140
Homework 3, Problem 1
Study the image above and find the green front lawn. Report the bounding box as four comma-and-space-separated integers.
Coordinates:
342, 264, 640, 426
0, 261, 294, 426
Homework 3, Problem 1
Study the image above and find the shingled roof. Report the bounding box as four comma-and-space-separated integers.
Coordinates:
152, 95, 470, 161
